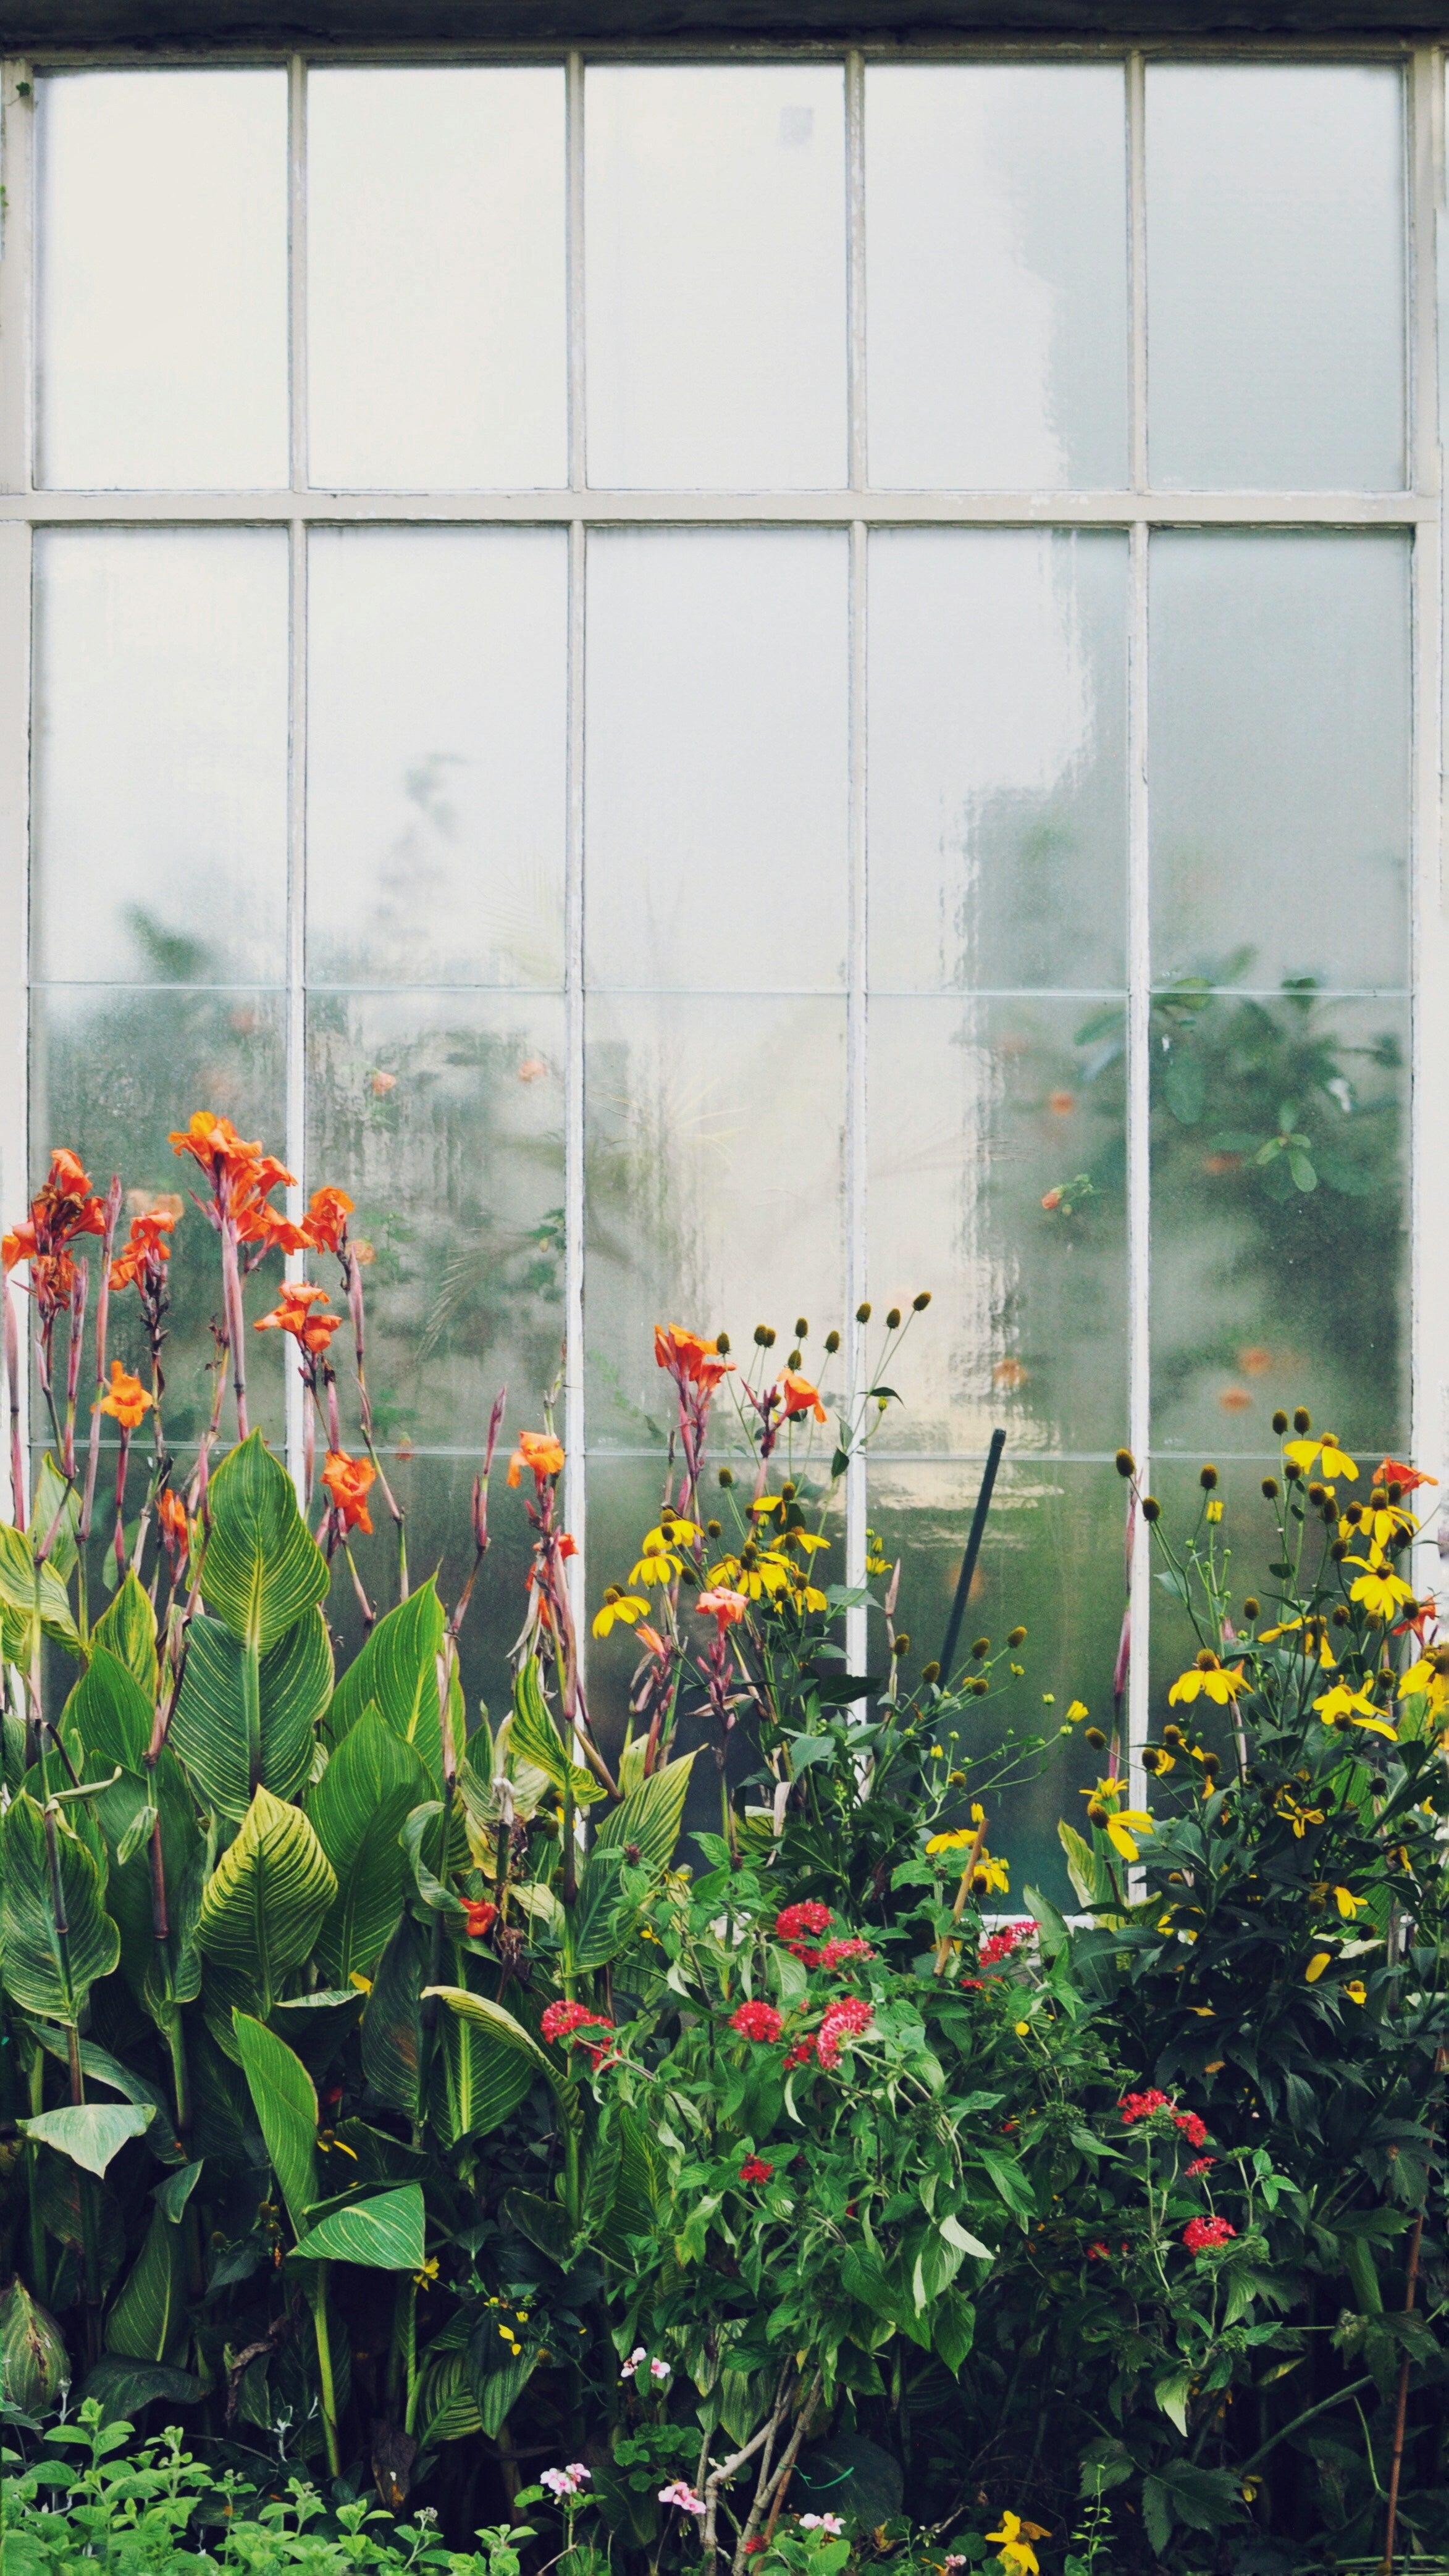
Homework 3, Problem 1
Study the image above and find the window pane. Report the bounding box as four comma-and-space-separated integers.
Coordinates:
32, 987, 288, 1445
586, 532, 848, 990
868, 530, 1128, 992
1151, 995, 1408, 1459
866, 65, 1128, 491
33, 529, 290, 986
869, 997, 1127, 1456
865, 1460, 1124, 1911
585, 995, 846, 1447
308, 70, 567, 491
326, 1456, 542, 1738
36, 71, 288, 491
586, 65, 847, 490
308, 530, 568, 989
306, 993, 565, 1452
1146, 67, 1406, 491
1149, 534, 1409, 992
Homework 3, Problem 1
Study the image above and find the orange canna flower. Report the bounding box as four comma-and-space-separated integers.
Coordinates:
654, 1324, 735, 1391
156, 1486, 189, 1557
322, 1449, 376, 1534
98, 1359, 153, 1431
2, 1216, 38, 1273
109, 1208, 177, 1291
254, 1282, 343, 1354
304, 1186, 355, 1254
696, 1586, 749, 1629
1377, 1456, 1438, 1495
168, 1111, 264, 1177
779, 1370, 827, 1425
46, 1147, 93, 1202
508, 1429, 565, 1487
460, 1898, 497, 1938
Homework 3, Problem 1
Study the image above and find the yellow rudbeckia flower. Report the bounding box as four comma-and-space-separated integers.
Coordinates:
985, 2512, 1051, 2576
1169, 1653, 1246, 1707
592, 1592, 652, 1637
1311, 1679, 1398, 1741
1345, 1980, 1367, 2005
1284, 1434, 1358, 1481
1345, 1558, 1415, 1621
1304, 1951, 1333, 1983
1104, 1807, 1154, 1863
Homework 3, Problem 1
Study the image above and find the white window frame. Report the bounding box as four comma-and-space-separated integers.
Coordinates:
1, 40, 1445, 1792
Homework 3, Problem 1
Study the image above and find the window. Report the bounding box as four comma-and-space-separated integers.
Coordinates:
1, 46, 1441, 1897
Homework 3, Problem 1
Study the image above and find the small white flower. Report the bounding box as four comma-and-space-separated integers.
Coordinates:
649, 2357, 671, 2380
799, 2515, 844, 2536
659, 2482, 706, 2515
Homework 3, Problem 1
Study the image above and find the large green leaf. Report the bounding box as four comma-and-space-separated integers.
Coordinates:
61, 1645, 152, 1775
93, 1574, 159, 1701
0, 1519, 79, 1656
95, 1750, 208, 2028
196, 1784, 336, 2045
292, 2182, 424, 2269
232, 2012, 319, 2243
82, 2357, 201, 2415
172, 1608, 331, 1821
104, 2208, 188, 2363
1, 1791, 121, 2025
431, 1994, 538, 2147
423, 1985, 558, 2099
594, 1750, 695, 1871
20, 2103, 154, 2178
324, 1581, 445, 1787
510, 1657, 603, 1804
27, 2025, 183, 2162
200, 1431, 329, 1652
308, 1708, 430, 1986
360, 1915, 427, 2117
566, 1847, 631, 1976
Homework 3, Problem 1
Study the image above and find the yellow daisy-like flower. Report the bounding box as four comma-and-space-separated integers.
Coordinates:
413, 2256, 440, 2291
1330, 1884, 1366, 1920
1345, 1980, 1368, 2005
1169, 1654, 1247, 1707
973, 1849, 1010, 1894
1065, 1699, 1089, 1723
1304, 1951, 1333, 1983
1275, 1792, 1326, 1838
1345, 1557, 1416, 1621
1398, 1656, 1449, 1716
1104, 1807, 1154, 1863
1284, 1434, 1358, 1482
592, 1592, 652, 1638
1258, 1615, 1335, 1670
926, 1827, 975, 1855
985, 2512, 1051, 2576
1312, 1679, 1398, 1741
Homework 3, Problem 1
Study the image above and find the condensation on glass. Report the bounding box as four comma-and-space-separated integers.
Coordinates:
307, 529, 569, 987
36, 70, 289, 491
1145, 65, 1406, 491
865, 65, 1130, 490
584, 64, 848, 490
306, 69, 568, 491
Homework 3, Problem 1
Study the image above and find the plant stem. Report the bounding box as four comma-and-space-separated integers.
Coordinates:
309, 2264, 343, 2477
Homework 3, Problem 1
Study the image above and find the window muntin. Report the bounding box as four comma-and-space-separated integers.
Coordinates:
6, 46, 1437, 1902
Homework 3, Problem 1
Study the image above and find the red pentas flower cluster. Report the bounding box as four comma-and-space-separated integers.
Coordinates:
817, 1995, 873, 2068
739, 2157, 775, 2185
1119, 2089, 1174, 2123
775, 1903, 833, 1941
542, 1999, 616, 2062
1183, 2215, 1236, 2253
979, 1920, 1039, 1969
730, 2001, 784, 2044
1119, 2091, 1212, 2154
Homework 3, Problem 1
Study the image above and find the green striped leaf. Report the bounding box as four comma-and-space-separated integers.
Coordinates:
61, 1645, 152, 1776
510, 1657, 603, 1804
423, 1985, 558, 2105
104, 2208, 188, 2363
361, 1916, 427, 2117
172, 1608, 331, 1822
432, 1995, 538, 2147
309, 1708, 430, 1986
595, 1750, 695, 1872
27, 2025, 183, 2162
324, 1581, 445, 1787
292, 2181, 424, 2270
196, 1784, 336, 2044
20, 2103, 154, 2178
93, 1573, 159, 1701
1, 1791, 120, 2025
232, 2012, 319, 2244
200, 1431, 329, 1652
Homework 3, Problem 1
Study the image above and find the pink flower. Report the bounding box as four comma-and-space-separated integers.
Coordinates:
540, 1999, 615, 2060
1185, 2156, 1216, 2177
697, 1586, 749, 1630
799, 2515, 844, 2536
649, 2359, 671, 2382
620, 2346, 647, 2380
1183, 2215, 1236, 2253
739, 2157, 775, 2184
731, 2000, 784, 2043
1173, 2109, 1210, 2150
776, 1902, 834, 1940
659, 2483, 705, 2515
817, 1996, 873, 2069
542, 2464, 590, 2498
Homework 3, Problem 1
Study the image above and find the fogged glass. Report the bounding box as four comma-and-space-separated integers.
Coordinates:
308, 530, 568, 988
868, 998, 1127, 1457
36, 71, 288, 490
308, 70, 568, 491
586, 532, 848, 989
33, 530, 290, 986
867, 1460, 1127, 1910
1149, 535, 1409, 993
1146, 66, 1406, 491
868, 530, 1128, 992
866, 65, 1128, 491
585, 995, 846, 1446
306, 993, 565, 1452
1150, 995, 1408, 1459
586, 65, 847, 490
32, 987, 288, 1445
324, 1451, 541, 1749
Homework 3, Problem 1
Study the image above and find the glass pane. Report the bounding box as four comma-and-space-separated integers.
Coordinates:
1149, 534, 1409, 993
306, 993, 565, 1452
869, 997, 1127, 1457
585, 995, 846, 1447
308, 530, 568, 989
866, 65, 1128, 491
586, 532, 848, 990
1151, 994, 1408, 1460
586, 65, 847, 490
36, 70, 288, 490
1146, 66, 1406, 492
866, 1460, 1125, 1911
868, 530, 1128, 992
308, 69, 568, 491
33, 530, 290, 987
32, 987, 288, 1445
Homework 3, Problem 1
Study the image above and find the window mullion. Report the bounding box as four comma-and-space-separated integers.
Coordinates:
1409, 48, 1447, 1560
1126, 47, 1151, 1805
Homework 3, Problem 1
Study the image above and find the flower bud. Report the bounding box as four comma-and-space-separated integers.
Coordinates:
716, 1331, 731, 1356
1308, 1482, 1325, 1507
1293, 1407, 1312, 1434
912, 1290, 931, 1311
1330, 1540, 1348, 1562
886, 1307, 902, 1330
1331, 1604, 1350, 1626
718, 1467, 734, 1489
1086, 1800, 1109, 1827
891, 1634, 910, 1657
781, 1481, 797, 1501
1141, 1496, 1161, 1523
1271, 1409, 1288, 1434
920, 1660, 940, 1684
795, 1318, 809, 1339
1202, 1750, 1221, 1776
856, 1302, 872, 1323
970, 1676, 989, 1697
1085, 1725, 1107, 1750
1243, 1597, 1260, 1619
0, 2278, 70, 2417
1261, 1477, 1279, 1499
1115, 1448, 1136, 1478
825, 1329, 841, 1354
970, 1637, 990, 1659
1285, 1460, 1301, 1482
1199, 1463, 1219, 1491
788, 1349, 802, 1370
707, 1519, 721, 1538
1008, 1625, 1027, 1647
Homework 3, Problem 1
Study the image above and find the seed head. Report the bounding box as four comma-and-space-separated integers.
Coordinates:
1243, 1596, 1259, 1619
856, 1302, 872, 1324
718, 1467, 734, 1489
795, 1318, 809, 1339
706, 1519, 721, 1538
912, 1290, 931, 1311
1293, 1407, 1312, 1434
886, 1307, 902, 1330
1085, 1725, 1107, 1749
1199, 1463, 1219, 1492
1008, 1625, 1027, 1647
891, 1633, 910, 1658
824, 1329, 841, 1354
1115, 1448, 1136, 1478
788, 1349, 802, 1370
970, 1637, 990, 1660
1272, 1409, 1288, 1434
716, 1331, 731, 1356
1141, 1496, 1161, 1523
920, 1660, 940, 1684
781, 1480, 797, 1501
